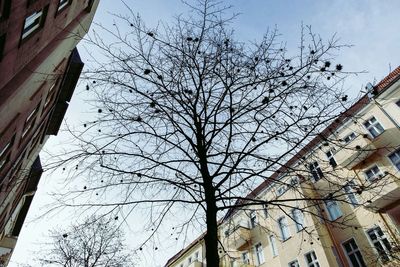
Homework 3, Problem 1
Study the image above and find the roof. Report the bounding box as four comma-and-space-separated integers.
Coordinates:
164, 65, 400, 265
224, 65, 400, 220
164, 232, 206, 267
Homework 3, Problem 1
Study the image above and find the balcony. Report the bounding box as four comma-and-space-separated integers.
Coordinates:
225, 224, 251, 251
365, 173, 400, 211
335, 129, 400, 169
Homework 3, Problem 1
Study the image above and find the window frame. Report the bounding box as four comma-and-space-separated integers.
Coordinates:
0, 135, 15, 172
278, 216, 291, 241
21, 6, 48, 41
288, 259, 300, 267
269, 235, 278, 257
342, 238, 367, 267
292, 208, 305, 232
242, 251, 250, 264
324, 199, 343, 221
364, 165, 383, 182
249, 210, 258, 228
344, 181, 359, 207
363, 116, 384, 138
309, 161, 323, 182
366, 226, 392, 262
388, 148, 400, 171
21, 103, 41, 139
343, 132, 356, 144
254, 243, 265, 266
304, 251, 320, 267
57, 0, 71, 12
325, 150, 337, 168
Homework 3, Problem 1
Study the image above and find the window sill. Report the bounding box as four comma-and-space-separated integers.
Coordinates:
282, 236, 292, 242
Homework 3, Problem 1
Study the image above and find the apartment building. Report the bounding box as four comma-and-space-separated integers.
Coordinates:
0, 0, 98, 264
165, 66, 400, 267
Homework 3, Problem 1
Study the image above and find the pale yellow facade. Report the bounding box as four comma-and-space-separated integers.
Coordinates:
166, 69, 400, 267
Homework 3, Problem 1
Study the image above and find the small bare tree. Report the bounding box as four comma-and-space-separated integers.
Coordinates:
45, 0, 372, 265
38, 217, 135, 267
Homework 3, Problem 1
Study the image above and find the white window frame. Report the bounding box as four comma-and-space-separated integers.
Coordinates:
278, 216, 291, 241
242, 251, 250, 264
366, 226, 392, 262
388, 148, 400, 171
325, 150, 337, 168
324, 199, 343, 221
288, 259, 300, 267
343, 132, 356, 144
364, 165, 384, 182
309, 161, 323, 182
344, 181, 359, 207
22, 10, 44, 39
363, 116, 384, 138
249, 210, 258, 228
276, 185, 287, 196
341, 238, 367, 267
263, 204, 268, 218
292, 208, 305, 231
255, 243, 265, 266
269, 235, 278, 257
58, 0, 70, 11
304, 251, 320, 267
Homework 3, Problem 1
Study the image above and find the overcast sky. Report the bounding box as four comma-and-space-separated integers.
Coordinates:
9, 1, 400, 266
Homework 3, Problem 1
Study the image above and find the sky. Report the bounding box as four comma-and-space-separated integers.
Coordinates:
9, 1, 400, 266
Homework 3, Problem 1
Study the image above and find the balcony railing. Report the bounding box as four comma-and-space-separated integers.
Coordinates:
225, 224, 251, 251
335, 129, 400, 169
365, 173, 400, 211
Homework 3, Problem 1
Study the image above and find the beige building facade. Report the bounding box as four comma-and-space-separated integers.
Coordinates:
166, 67, 400, 267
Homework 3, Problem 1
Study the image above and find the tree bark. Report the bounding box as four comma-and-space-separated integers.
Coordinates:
204, 184, 219, 266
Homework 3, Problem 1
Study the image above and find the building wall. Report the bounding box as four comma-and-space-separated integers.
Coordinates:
166, 70, 400, 267
0, 0, 99, 265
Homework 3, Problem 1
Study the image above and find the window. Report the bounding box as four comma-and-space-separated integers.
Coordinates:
366, 226, 392, 261
292, 208, 305, 231
388, 149, 400, 171
0, 136, 14, 171
0, 33, 5, 61
277, 185, 287, 196
304, 251, 320, 267
324, 199, 343, 221
344, 181, 359, 207
194, 251, 199, 261
278, 217, 291, 241
242, 251, 250, 264
288, 260, 300, 267
364, 165, 383, 182
188, 256, 192, 264
22, 7, 48, 40
269, 235, 278, 256
309, 161, 323, 182
396, 100, 400, 108
21, 104, 40, 139
263, 204, 268, 218
44, 81, 58, 108
0, 0, 11, 20
57, 0, 71, 11
342, 238, 366, 267
290, 176, 299, 186
255, 243, 265, 266
325, 150, 337, 168
250, 210, 258, 228
343, 132, 356, 144
364, 117, 384, 138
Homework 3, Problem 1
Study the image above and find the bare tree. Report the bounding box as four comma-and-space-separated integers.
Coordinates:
45, 0, 365, 265
37, 216, 135, 267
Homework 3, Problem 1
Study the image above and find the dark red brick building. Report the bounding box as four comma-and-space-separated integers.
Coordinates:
0, 0, 98, 264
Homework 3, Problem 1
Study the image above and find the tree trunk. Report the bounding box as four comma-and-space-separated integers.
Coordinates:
204, 184, 219, 266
